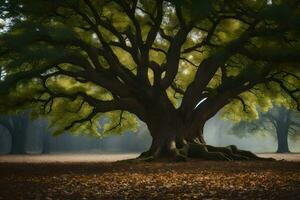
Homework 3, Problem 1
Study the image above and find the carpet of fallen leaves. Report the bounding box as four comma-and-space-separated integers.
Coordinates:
0, 160, 299, 200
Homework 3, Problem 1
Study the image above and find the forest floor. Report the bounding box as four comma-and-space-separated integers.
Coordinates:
0, 154, 299, 200
0, 152, 299, 163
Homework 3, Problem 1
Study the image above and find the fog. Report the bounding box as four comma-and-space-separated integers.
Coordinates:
204, 116, 300, 153
0, 115, 299, 154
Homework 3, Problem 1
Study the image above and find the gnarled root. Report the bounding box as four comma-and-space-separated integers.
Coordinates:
188, 143, 231, 161
138, 142, 274, 162
188, 143, 275, 161
137, 140, 188, 162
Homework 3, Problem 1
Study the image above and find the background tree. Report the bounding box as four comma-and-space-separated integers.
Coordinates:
36, 120, 52, 154
0, 112, 30, 154
231, 106, 300, 153
0, 0, 299, 161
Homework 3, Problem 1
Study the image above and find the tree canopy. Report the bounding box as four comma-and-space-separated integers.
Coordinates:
0, 0, 299, 160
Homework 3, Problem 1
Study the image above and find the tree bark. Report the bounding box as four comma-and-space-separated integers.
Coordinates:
135, 91, 188, 161
185, 121, 206, 144
139, 109, 185, 160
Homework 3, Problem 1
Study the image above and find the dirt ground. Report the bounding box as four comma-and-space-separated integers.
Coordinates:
0, 153, 299, 163
0, 154, 299, 200
0, 153, 140, 163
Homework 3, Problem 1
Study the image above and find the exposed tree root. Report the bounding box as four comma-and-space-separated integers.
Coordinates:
137, 146, 188, 162
187, 143, 231, 161
138, 143, 275, 162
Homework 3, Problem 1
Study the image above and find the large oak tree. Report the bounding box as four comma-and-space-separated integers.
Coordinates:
0, 0, 299, 161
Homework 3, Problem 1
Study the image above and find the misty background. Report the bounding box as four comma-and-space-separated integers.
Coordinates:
0, 114, 299, 155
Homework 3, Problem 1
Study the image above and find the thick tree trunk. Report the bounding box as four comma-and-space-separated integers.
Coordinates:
276, 125, 290, 153
185, 121, 206, 144
138, 115, 271, 162
138, 112, 187, 161
137, 92, 189, 161
137, 92, 273, 162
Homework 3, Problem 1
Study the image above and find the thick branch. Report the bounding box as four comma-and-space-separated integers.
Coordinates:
161, 27, 192, 88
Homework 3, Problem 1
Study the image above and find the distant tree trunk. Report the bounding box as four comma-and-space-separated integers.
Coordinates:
37, 120, 51, 154
276, 109, 290, 153
42, 132, 51, 154
9, 112, 30, 154
276, 128, 290, 153
0, 119, 25, 154
10, 126, 27, 154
